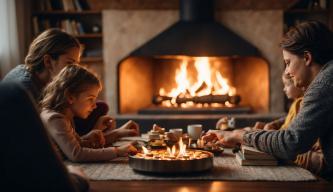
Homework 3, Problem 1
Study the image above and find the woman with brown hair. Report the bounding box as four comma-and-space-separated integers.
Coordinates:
203, 21, 333, 179
3, 28, 81, 101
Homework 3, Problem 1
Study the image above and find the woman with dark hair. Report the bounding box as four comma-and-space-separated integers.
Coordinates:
203, 21, 333, 179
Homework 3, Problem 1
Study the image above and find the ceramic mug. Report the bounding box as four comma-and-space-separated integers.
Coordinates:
187, 124, 202, 140
169, 128, 183, 140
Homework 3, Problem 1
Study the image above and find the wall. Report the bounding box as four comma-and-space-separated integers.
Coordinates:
216, 10, 284, 112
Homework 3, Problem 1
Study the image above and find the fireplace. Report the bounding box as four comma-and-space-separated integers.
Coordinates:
103, 0, 285, 130
117, 0, 269, 115
119, 56, 269, 114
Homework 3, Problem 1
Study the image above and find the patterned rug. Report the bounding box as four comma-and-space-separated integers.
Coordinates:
66, 152, 316, 181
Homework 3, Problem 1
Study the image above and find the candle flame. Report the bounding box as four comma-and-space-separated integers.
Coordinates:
142, 146, 150, 154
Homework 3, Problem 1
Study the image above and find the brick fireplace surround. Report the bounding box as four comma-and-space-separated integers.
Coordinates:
103, 9, 285, 131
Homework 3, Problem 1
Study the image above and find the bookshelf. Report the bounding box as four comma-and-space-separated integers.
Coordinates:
31, 0, 104, 99
284, 0, 332, 32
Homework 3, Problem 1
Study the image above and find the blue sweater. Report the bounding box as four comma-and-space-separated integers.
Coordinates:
2, 65, 42, 102
244, 61, 333, 179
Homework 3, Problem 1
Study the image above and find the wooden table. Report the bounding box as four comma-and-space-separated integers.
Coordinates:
90, 143, 333, 192
90, 180, 333, 192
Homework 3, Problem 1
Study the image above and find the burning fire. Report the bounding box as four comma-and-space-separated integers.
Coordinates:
158, 57, 236, 107
136, 138, 211, 160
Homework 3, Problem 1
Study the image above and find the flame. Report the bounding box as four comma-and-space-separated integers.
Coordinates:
142, 146, 150, 154
166, 138, 188, 158
192, 57, 213, 96
136, 138, 212, 160
159, 57, 236, 107
178, 138, 187, 157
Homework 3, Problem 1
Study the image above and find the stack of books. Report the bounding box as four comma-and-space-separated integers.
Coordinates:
235, 145, 278, 166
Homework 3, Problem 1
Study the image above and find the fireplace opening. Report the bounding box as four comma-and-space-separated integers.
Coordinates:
118, 55, 269, 114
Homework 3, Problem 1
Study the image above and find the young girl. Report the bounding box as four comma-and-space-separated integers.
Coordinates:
216, 73, 304, 131
252, 73, 304, 131
40, 64, 139, 162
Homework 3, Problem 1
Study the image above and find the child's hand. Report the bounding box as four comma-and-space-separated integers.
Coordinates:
81, 129, 105, 148
103, 120, 140, 145
263, 121, 279, 130
116, 120, 140, 138
116, 142, 138, 157
94, 115, 116, 131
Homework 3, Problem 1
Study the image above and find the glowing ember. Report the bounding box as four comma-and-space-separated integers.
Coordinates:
158, 57, 237, 107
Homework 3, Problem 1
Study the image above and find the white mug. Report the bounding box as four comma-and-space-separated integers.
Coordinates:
187, 124, 202, 140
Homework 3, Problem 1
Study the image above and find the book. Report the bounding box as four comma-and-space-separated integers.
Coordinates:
241, 145, 276, 160
76, 22, 85, 34
32, 17, 40, 36
235, 145, 278, 166
235, 152, 278, 166
73, 0, 83, 11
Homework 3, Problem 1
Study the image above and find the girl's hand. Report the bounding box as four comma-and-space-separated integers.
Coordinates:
253, 122, 265, 129
263, 121, 279, 130
116, 142, 138, 157
94, 115, 115, 131
81, 129, 105, 148
104, 120, 140, 145
115, 120, 140, 138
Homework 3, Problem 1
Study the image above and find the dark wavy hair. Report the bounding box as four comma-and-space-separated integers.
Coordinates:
25, 28, 81, 73
280, 21, 333, 65
40, 64, 101, 112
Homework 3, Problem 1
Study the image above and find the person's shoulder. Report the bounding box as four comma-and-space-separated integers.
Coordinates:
3, 65, 31, 81
307, 62, 333, 93
2, 65, 35, 89
315, 62, 333, 83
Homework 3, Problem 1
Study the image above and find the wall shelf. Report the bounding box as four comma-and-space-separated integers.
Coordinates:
33, 10, 101, 16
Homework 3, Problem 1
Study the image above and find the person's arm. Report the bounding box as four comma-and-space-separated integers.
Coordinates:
264, 117, 285, 130
80, 129, 105, 148
243, 79, 332, 160
104, 120, 140, 145
44, 114, 118, 162
253, 116, 285, 130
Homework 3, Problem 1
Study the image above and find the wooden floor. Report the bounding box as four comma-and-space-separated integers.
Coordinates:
91, 180, 333, 192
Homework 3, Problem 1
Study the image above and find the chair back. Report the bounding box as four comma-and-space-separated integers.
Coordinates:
0, 82, 78, 191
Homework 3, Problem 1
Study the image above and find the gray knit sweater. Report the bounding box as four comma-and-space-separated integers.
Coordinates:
244, 61, 333, 179
2, 65, 42, 102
